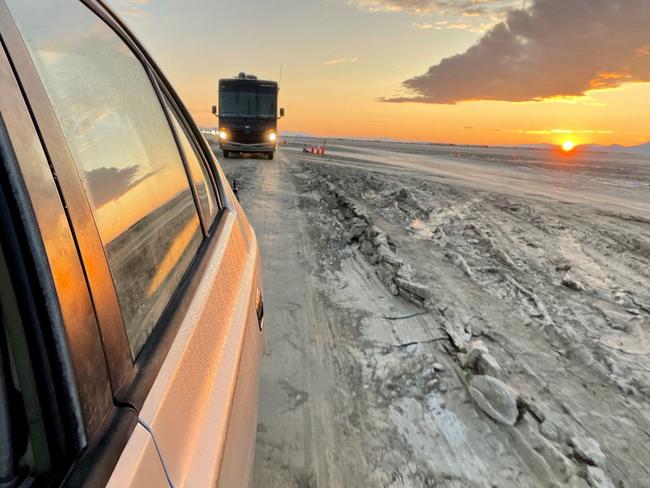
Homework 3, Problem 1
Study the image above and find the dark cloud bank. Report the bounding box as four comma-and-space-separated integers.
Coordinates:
386, 0, 650, 103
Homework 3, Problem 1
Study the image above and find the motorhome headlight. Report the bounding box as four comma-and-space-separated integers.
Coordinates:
219, 129, 228, 140
268, 132, 277, 142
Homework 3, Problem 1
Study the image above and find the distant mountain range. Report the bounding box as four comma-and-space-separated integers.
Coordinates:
512, 142, 650, 155
580, 142, 650, 155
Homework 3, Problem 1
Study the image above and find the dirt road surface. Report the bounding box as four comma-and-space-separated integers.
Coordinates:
218, 140, 650, 488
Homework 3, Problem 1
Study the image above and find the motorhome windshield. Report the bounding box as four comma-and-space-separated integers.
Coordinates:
220, 84, 277, 118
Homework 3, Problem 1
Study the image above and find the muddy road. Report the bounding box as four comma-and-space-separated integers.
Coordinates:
218, 141, 650, 488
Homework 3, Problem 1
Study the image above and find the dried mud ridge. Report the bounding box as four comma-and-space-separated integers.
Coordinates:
323, 179, 432, 307
295, 160, 650, 488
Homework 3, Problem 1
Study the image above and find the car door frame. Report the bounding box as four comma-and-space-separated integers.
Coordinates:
0, 0, 263, 484
0, 0, 207, 477
1, 0, 263, 485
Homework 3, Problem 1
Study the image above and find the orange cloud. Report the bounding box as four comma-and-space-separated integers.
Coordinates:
589, 72, 633, 89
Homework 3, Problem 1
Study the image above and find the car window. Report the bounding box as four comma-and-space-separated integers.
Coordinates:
166, 102, 218, 224
6, 0, 202, 356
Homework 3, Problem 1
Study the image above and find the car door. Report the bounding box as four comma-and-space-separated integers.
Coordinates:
1, 0, 264, 486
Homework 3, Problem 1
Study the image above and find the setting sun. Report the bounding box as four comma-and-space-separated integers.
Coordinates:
561, 141, 576, 152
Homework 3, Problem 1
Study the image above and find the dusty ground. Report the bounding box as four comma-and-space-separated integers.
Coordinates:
218, 139, 650, 488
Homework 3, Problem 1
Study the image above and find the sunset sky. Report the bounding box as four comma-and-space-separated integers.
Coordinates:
107, 0, 650, 147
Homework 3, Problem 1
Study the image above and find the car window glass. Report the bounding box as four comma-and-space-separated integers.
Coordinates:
7, 0, 202, 356
166, 103, 218, 223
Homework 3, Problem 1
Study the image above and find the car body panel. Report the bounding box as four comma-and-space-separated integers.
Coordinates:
217, 265, 264, 488
132, 210, 263, 486
106, 424, 169, 487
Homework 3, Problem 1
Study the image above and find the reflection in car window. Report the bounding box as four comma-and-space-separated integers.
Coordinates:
7, 0, 202, 356
166, 103, 218, 224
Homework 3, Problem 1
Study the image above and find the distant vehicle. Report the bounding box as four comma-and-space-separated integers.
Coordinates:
213, 73, 284, 160
0, 1, 263, 486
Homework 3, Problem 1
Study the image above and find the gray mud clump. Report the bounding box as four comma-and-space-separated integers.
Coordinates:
468, 375, 520, 426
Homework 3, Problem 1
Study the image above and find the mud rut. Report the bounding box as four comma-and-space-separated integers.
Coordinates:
221, 151, 650, 488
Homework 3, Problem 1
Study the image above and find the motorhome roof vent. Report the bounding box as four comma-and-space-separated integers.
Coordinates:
246, 74, 258, 80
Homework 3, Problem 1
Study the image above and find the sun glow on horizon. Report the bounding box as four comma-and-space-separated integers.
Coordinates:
561, 141, 576, 152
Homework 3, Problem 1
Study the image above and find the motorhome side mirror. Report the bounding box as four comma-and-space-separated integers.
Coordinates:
211, 105, 217, 116
279, 108, 285, 118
